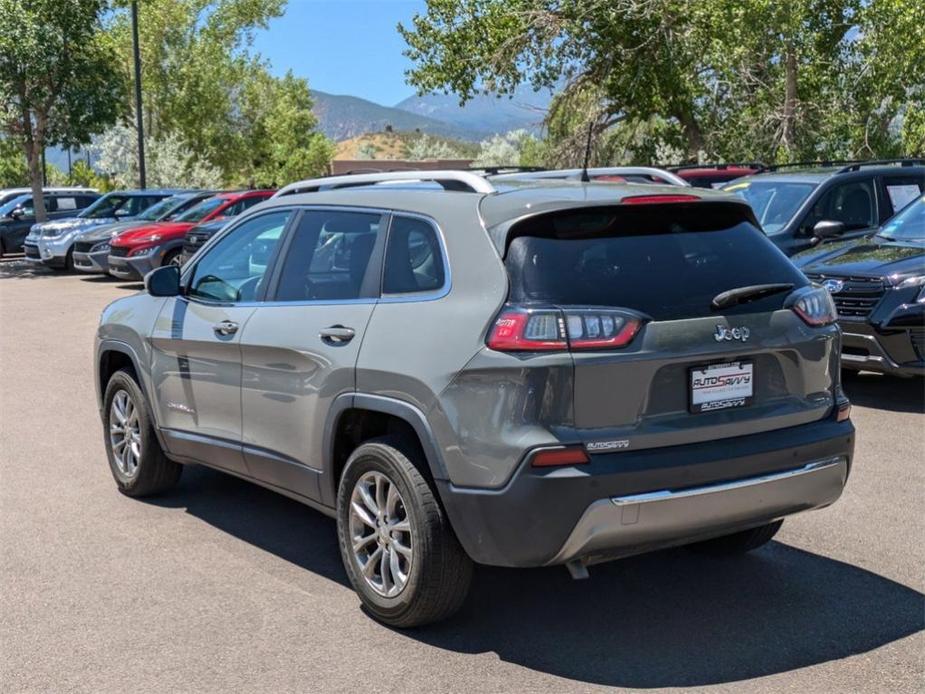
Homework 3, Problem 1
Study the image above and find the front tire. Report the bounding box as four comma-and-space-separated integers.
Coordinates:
103, 368, 181, 497
163, 248, 182, 268
689, 520, 783, 556
336, 437, 472, 628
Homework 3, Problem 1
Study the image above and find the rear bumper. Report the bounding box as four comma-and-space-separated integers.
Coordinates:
548, 457, 846, 565
439, 417, 855, 567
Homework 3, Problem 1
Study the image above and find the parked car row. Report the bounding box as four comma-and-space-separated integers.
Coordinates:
0, 186, 276, 276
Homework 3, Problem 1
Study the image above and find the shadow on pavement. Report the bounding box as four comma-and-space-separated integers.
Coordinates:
152, 465, 924, 689
0, 257, 58, 280
842, 371, 924, 413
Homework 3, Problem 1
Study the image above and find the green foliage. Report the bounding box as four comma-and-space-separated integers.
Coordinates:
0, 0, 127, 219
106, 0, 333, 185
0, 139, 27, 187
401, 0, 925, 163
406, 134, 465, 160
473, 129, 539, 166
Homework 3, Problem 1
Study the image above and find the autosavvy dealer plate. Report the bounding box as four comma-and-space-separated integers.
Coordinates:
689, 361, 754, 413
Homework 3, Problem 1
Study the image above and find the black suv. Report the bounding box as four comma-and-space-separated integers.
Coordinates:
723, 160, 925, 256
0, 190, 100, 255
794, 194, 924, 377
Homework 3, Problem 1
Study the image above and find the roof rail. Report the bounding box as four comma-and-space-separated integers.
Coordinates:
467, 165, 547, 176
836, 158, 925, 173
489, 166, 690, 187
765, 160, 860, 172
273, 170, 496, 198
669, 162, 766, 172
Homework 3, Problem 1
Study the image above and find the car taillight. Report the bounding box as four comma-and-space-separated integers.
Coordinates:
792, 287, 837, 326
487, 306, 643, 352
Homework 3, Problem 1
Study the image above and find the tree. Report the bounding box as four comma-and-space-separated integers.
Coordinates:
0, 138, 27, 188
406, 134, 464, 161
0, 0, 126, 221
93, 123, 223, 188
473, 129, 538, 166
400, 0, 923, 163
104, 0, 333, 185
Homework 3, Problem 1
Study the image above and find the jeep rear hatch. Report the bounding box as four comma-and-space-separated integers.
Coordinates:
489, 200, 840, 449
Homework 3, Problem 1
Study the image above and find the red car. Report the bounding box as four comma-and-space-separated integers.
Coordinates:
669, 163, 766, 189
107, 189, 275, 280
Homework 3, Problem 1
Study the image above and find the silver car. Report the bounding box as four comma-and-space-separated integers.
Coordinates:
94, 170, 855, 627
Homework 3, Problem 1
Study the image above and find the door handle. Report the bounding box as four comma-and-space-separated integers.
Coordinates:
320, 325, 355, 344
213, 320, 239, 336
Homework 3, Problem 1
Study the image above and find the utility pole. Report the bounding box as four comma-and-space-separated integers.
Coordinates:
131, 0, 146, 189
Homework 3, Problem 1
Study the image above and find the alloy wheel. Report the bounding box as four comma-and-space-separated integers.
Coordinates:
349, 471, 413, 597
109, 390, 141, 477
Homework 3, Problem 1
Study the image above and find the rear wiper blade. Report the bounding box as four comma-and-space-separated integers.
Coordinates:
711, 283, 794, 311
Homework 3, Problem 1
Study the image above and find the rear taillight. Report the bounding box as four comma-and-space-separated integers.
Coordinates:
487, 306, 643, 352
792, 287, 837, 326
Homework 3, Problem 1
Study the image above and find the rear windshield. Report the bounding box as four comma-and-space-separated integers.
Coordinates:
505, 204, 807, 321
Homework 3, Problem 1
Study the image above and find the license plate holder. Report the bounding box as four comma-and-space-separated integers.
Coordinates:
689, 360, 754, 413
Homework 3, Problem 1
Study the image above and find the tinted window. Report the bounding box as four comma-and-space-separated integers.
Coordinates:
188, 211, 291, 302
883, 177, 923, 217
224, 195, 268, 217
136, 196, 182, 221
801, 180, 876, 234
81, 194, 131, 218
383, 216, 445, 294
274, 210, 382, 301
505, 206, 806, 321
177, 197, 225, 223
724, 180, 817, 234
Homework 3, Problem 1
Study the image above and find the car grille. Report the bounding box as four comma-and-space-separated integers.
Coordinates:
24, 243, 40, 259
74, 241, 94, 253
183, 232, 212, 255
805, 274, 886, 320
109, 246, 129, 258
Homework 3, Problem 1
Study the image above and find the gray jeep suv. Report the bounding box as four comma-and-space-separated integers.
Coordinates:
94, 171, 855, 627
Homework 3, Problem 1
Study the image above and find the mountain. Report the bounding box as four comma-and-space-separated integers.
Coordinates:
394, 84, 553, 138
311, 90, 473, 142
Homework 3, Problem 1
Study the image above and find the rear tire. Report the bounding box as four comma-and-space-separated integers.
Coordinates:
103, 368, 181, 497
336, 436, 472, 628
689, 520, 783, 556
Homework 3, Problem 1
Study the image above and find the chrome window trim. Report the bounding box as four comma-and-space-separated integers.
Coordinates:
181, 204, 451, 308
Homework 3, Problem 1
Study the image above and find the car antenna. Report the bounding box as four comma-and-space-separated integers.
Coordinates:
580, 122, 593, 182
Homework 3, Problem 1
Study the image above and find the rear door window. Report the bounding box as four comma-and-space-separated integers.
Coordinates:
800, 179, 877, 234
881, 176, 924, 218
272, 210, 384, 302
504, 205, 806, 321
56, 196, 78, 211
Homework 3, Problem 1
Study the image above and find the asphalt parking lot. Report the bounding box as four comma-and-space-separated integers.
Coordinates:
1, 258, 923, 694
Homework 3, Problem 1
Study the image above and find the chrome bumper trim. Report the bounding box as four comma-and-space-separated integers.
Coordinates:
548, 457, 848, 565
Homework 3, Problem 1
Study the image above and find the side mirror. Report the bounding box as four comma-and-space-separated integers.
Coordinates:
9, 207, 23, 220
813, 220, 845, 239
145, 265, 181, 297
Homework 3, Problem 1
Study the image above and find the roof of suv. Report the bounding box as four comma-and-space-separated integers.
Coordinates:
260, 178, 743, 231
729, 160, 925, 186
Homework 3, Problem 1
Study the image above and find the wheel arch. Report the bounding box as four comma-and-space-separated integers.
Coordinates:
321, 393, 449, 507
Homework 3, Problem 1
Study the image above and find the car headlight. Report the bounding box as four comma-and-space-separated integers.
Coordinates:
896, 275, 925, 302
90, 242, 111, 253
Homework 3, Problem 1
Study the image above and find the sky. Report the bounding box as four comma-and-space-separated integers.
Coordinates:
252, 0, 427, 107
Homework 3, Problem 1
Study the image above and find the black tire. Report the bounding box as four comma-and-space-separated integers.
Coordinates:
336, 436, 472, 628
689, 520, 783, 556
162, 248, 182, 267
103, 368, 181, 497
